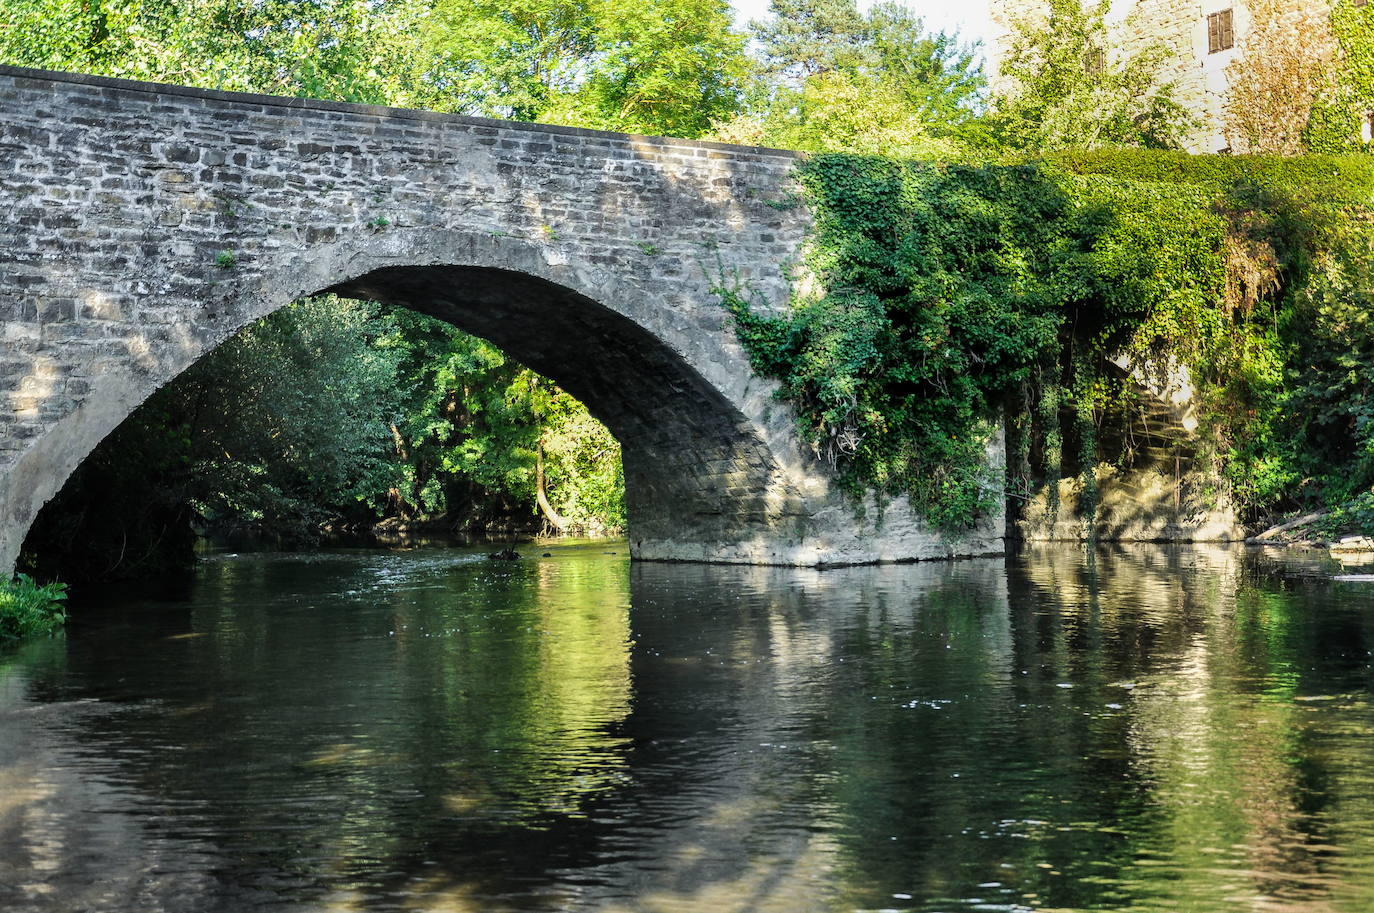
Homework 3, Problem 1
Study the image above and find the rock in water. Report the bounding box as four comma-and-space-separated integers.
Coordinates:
1332, 536, 1374, 554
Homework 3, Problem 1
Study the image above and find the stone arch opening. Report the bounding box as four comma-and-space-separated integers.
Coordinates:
325, 264, 799, 550
11, 261, 802, 578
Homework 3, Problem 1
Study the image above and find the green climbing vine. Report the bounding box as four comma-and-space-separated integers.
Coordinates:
719, 150, 1374, 532
1072, 353, 1099, 534
1308, 0, 1374, 153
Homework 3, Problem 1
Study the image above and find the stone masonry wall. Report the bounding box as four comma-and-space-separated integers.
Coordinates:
0, 66, 1005, 572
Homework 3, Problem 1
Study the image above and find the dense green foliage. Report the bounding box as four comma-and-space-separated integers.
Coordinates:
376, 308, 625, 534
722, 150, 1374, 529
5, 0, 697, 574
0, 0, 744, 135
0, 575, 68, 641
715, 0, 984, 155
721, 158, 1063, 526
8, 0, 1374, 558
1310, 0, 1374, 153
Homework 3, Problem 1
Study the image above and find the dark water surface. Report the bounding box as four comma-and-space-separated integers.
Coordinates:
4, 542, 1374, 912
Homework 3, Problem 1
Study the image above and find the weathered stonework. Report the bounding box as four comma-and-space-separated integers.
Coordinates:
0, 66, 1004, 572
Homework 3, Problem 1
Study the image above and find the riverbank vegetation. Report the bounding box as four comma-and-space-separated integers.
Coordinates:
4, 0, 1374, 579
722, 151, 1374, 533
0, 575, 68, 642
22, 300, 625, 583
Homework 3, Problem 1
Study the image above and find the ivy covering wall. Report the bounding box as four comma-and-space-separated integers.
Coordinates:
723, 150, 1374, 531
1302, 0, 1374, 152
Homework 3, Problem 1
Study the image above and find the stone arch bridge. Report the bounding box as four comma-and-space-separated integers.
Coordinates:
0, 66, 1003, 571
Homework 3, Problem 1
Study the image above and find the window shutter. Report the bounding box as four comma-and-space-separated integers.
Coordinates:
1207, 10, 1235, 53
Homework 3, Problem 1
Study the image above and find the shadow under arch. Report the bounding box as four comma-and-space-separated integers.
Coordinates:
326, 263, 802, 551
8, 249, 805, 575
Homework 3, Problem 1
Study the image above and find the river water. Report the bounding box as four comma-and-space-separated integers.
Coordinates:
3, 542, 1374, 912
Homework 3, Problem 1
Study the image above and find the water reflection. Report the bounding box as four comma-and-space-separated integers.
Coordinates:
2, 543, 1374, 911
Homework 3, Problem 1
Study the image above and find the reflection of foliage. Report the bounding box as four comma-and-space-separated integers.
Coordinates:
193, 550, 634, 860
10, 542, 1374, 906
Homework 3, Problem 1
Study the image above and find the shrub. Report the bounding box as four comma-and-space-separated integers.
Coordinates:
0, 575, 69, 641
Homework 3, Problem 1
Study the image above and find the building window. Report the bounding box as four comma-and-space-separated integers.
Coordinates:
1084, 47, 1105, 74
1363, 112, 1374, 145
1207, 9, 1235, 53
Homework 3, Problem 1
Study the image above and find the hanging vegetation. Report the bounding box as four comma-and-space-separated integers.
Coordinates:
721, 150, 1374, 531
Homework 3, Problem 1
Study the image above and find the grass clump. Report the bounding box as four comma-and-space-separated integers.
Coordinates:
0, 574, 69, 642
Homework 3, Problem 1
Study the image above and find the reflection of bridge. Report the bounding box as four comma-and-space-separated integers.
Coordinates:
0, 66, 1003, 570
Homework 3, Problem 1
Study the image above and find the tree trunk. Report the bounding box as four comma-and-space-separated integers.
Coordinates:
535, 439, 569, 534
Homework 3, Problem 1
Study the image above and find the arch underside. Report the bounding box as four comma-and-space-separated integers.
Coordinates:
0, 257, 1001, 571
329, 265, 805, 550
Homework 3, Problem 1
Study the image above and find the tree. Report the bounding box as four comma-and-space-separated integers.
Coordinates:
0, 0, 433, 103
750, 0, 869, 79
421, 0, 746, 136
20, 297, 405, 580
550, 0, 746, 137
419, 0, 598, 118
716, 0, 985, 156
165, 296, 406, 541
529, 384, 626, 534
990, 0, 1195, 150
